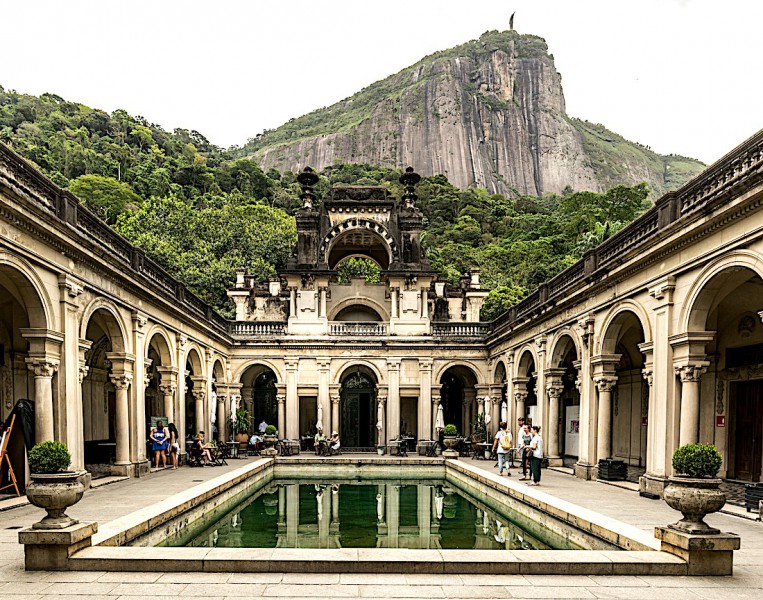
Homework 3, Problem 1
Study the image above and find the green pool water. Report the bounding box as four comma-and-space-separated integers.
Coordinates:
160, 478, 603, 550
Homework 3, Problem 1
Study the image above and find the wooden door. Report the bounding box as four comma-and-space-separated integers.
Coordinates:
734, 381, 763, 481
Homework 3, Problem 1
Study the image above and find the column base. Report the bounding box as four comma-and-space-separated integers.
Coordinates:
655, 526, 740, 575
110, 462, 132, 477
640, 473, 669, 498
131, 460, 151, 478
573, 461, 596, 480
546, 456, 563, 467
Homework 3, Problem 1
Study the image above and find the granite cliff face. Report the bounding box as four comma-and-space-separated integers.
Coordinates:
246, 31, 703, 196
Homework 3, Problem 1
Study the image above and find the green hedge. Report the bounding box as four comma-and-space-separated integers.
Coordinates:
672, 443, 722, 478
28, 441, 71, 474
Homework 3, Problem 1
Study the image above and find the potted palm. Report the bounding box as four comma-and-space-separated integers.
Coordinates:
664, 443, 725, 535
25, 441, 86, 530
231, 407, 252, 443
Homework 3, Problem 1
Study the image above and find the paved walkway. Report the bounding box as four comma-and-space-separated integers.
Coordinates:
0, 456, 761, 599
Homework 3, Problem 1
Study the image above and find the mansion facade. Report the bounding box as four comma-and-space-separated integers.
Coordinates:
1, 129, 762, 496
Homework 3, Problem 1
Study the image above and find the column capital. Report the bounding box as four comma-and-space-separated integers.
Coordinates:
431, 393, 441, 405
377, 394, 387, 405
159, 382, 177, 395
675, 362, 709, 383
330, 394, 340, 405
217, 393, 228, 404
594, 376, 618, 393
418, 358, 433, 371
132, 311, 149, 331
111, 374, 133, 390
317, 357, 331, 370
386, 358, 402, 370
278, 394, 288, 405
285, 358, 299, 370
176, 333, 189, 350
25, 358, 59, 378
547, 385, 563, 400
648, 275, 675, 304
514, 390, 528, 403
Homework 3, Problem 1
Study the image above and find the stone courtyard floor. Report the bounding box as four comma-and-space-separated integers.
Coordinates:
0, 455, 761, 599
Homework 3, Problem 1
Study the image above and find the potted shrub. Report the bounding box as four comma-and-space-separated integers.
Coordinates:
25, 441, 86, 530
664, 443, 726, 535
231, 407, 252, 443
442, 424, 459, 456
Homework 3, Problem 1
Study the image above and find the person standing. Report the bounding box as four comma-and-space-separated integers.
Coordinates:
516, 417, 526, 449
518, 424, 533, 480
528, 425, 543, 486
149, 420, 168, 469
491, 421, 512, 477
259, 419, 268, 435
167, 422, 180, 470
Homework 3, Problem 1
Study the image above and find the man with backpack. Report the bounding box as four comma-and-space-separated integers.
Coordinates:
492, 421, 512, 477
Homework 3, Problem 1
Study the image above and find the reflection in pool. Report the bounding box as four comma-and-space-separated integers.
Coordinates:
161, 479, 580, 550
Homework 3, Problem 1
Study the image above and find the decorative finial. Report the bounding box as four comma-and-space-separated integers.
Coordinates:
399, 166, 421, 210
297, 166, 319, 210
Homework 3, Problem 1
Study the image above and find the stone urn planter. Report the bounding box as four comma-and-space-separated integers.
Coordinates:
443, 436, 458, 451
261, 432, 279, 457
664, 443, 726, 535
664, 477, 726, 534
26, 471, 87, 530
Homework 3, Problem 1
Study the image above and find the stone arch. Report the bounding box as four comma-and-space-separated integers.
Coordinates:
598, 300, 652, 356
233, 359, 281, 384
514, 346, 537, 379
320, 218, 398, 269
79, 298, 128, 354
549, 329, 582, 368
144, 325, 174, 367
212, 357, 226, 383
184, 344, 205, 378
328, 296, 390, 322
434, 360, 484, 385
334, 359, 384, 385
0, 252, 55, 330
680, 251, 763, 333
493, 358, 508, 385
338, 363, 379, 448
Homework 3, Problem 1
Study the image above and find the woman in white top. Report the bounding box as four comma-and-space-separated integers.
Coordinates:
491, 421, 512, 476
528, 425, 543, 486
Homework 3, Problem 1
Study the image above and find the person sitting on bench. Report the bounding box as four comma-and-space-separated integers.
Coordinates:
329, 430, 341, 454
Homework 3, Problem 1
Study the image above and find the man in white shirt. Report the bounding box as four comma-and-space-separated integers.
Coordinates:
258, 419, 267, 434
491, 421, 512, 477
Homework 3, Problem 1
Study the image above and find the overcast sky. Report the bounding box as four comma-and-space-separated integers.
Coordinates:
2, 0, 761, 165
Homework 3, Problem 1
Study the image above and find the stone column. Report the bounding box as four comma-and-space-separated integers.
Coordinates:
386, 359, 401, 440
513, 376, 529, 422
156, 367, 178, 423
58, 276, 84, 468
191, 376, 206, 437
284, 359, 299, 439
216, 392, 227, 441
330, 392, 340, 439
26, 359, 59, 444
545, 369, 565, 464
491, 394, 501, 435
594, 376, 618, 462
390, 286, 398, 319
110, 373, 132, 468
174, 334, 188, 446
131, 313, 149, 469
277, 393, 286, 437
317, 358, 330, 432
535, 336, 547, 435
418, 359, 433, 441
676, 362, 709, 446
75, 339, 92, 472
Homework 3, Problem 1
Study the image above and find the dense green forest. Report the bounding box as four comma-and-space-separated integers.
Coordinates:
0, 86, 651, 320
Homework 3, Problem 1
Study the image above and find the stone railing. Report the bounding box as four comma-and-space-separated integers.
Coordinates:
491, 128, 763, 338
0, 142, 230, 339
229, 321, 286, 337
432, 323, 491, 337
329, 322, 388, 336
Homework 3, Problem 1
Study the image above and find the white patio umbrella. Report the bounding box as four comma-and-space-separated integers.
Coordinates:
210, 391, 217, 424
376, 400, 383, 431
482, 511, 490, 535
316, 402, 323, 432
494, 519, 508, 544
501, 400, 508, 423
435, 402, 445, 432
376, 493, 384, 522
316, 488, 324, 522
435, 491, 444, 520
483, 396, 492, 426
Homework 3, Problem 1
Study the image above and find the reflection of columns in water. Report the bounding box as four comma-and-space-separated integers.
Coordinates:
386, 484, 400, 548
285, 485, 299, 547
317, 488, 330, 548
330, 485, 340, 536
417, 485, 432, 548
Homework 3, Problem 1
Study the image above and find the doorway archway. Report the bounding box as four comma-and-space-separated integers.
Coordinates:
339, 367, 377, 448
